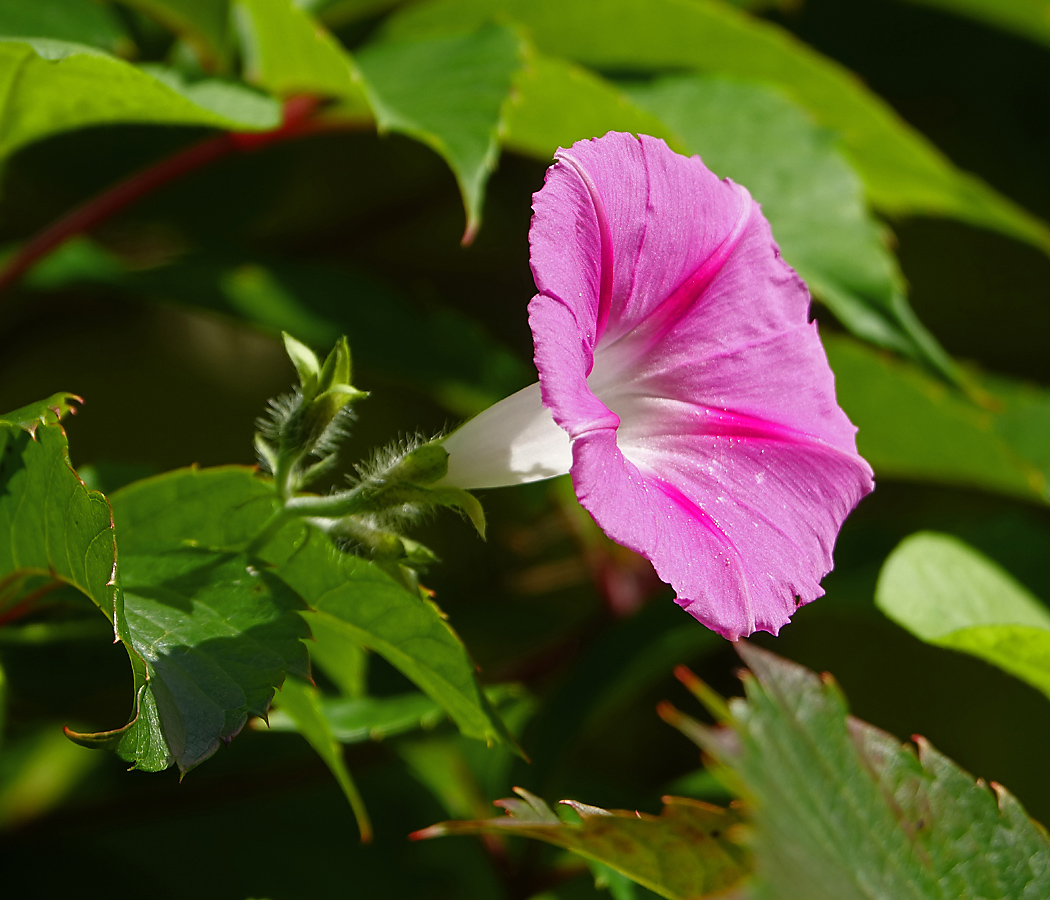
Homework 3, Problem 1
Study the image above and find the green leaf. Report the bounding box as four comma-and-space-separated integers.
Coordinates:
115, 0, 231, 68
876, 532, 1050, 704
826, 334, 1050, 503
414, 788, 749, 900
234, 0, 368, 107
119, 548, 311, 772
0, 0, 130, 54
280, 533, 516, 750
267, 677, 371, 840
674, 644, 1050, 900
0, 398, 123, 636
0, 39, 280, 163
898, 0, 1050, 49
356, 25, 524, 243
501, 53, 678, 161
626, 75, 956, 380
111, 467, 513, 751
267, 690, 447, 741
385, 0, 1050, 253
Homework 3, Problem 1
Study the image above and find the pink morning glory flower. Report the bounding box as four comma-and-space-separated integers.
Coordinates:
441, 132, 874, 640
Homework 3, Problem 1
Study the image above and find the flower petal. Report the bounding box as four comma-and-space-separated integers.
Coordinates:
529, 132, 873, 638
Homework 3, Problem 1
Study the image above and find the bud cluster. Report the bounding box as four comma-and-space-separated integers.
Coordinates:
252, 334, 485, 573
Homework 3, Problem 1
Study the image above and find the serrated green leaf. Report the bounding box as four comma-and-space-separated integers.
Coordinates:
678, 644, 1050, 900
826, 333, 1050, 503
267, 676, 371, 839
116, 0, 230, 68
415, 788, 749, 900
385, 0, 1050, 253
235, 0, 367, 106
876, 532, 1050, 704
0, 39, 280, 164
625, 75, 956, 381
356, 25, 524, 242
0, 0, 130, 54
899, 0, 1050, 48
111, 467, 514, 753
502, 53, 678, 160
0, 402, 123, 636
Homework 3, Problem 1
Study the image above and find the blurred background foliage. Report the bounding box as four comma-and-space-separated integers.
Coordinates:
0, 0, 1048, 897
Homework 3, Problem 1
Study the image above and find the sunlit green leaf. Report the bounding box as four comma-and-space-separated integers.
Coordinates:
0, 0, 130, 54
626, 75, 956, 380
502, 53, 678, 160
267, 676, 371, 839
357, 25, 524, 242
673, 644, 1050, 900
385, 0, 1050, 253
415, 788, 749, 900
0, 39, 280, 164
899, 0, 1050, 48
876, 531, 1050, 704
235, 0, 368, 108
268, 690, 446, 741
826, 334, 1050, 503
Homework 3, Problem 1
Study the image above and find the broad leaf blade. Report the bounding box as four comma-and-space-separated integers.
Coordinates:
681, 644, 1050, 900
0, 399, 122, 636
386, 0, 1050, 253
0, 0, 129, 53
827, 334, 1050, 503
502, 53, 678, 161
415, 788, 749, 900
876, 532, 1050, 703
0, 39, 280, 163
356, 25, 524, 242
235, 0, 368, 106
626, 75, 956, 381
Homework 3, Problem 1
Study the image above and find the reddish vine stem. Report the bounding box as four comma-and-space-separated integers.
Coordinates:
0, 95, 333, 297
0, 578, 64, 628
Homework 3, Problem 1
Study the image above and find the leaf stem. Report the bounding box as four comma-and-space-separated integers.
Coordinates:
0, 95, 338, 297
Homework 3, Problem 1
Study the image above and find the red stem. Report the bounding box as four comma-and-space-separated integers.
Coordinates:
0, 96, 332, 297
0, 578, 63, 628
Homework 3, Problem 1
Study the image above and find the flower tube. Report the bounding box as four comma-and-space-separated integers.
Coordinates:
442, 132, 874, 640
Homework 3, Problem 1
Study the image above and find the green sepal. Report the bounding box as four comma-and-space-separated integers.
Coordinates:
282, 331, 321, 396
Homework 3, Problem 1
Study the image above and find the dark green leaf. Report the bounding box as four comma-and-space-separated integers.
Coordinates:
626, 75, 956, 380
898, 0, 1050, 49
115, 0, 230, 68
386, 0, 1050, 253
827, 334, 1050, 503
0, 0, 130, 54
0, 398, 122, 635
415, 788, 749, 900
0, 39, 280, 163
675, 644, 1050, 900
876, 531, 1050, 704
357, 25, 524, 242
266, 676, 371, 839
